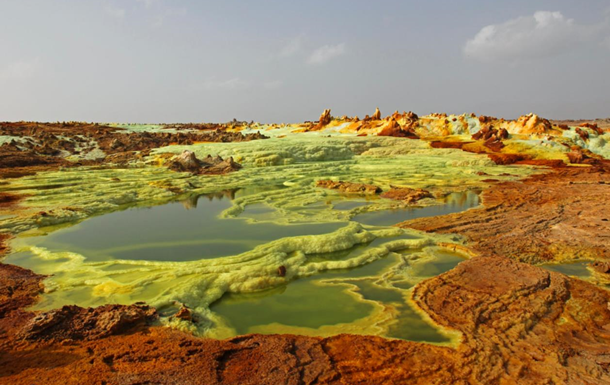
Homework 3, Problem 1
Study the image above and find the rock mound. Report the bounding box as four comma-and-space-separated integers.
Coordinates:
168, 150, 242, 175
380, 188, 433, 204
315, 180, 381, 194
19, 303, 157, 341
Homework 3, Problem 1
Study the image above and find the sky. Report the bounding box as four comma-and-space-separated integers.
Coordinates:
1, 0, 609, 123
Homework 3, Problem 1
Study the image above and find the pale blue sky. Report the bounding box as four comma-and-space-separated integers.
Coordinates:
1, 0, 609, 122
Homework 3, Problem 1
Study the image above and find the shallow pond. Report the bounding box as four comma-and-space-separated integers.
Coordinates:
353, 190, 480, 226
542, 261, 592, 279
5, 186, 475, 342
212, 249, 464, 342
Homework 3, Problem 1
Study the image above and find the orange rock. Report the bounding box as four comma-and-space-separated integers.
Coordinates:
372, 107, 381, 120
312, 109, 332, 130
315, 180, 381, 194
380, 188, 432, 204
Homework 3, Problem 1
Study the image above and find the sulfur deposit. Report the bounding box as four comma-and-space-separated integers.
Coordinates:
1, 111, 610, 384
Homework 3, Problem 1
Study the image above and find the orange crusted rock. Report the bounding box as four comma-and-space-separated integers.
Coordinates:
380, 188, 433, 204
316, 180, 381, 194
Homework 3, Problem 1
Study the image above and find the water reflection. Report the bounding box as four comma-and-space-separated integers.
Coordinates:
353, 190, 481, 226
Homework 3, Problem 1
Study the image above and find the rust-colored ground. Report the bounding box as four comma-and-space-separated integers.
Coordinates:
2, 124, 610, 384
400, 162, 610, 264
1, 165, 610, 384
1, 254, 609, 384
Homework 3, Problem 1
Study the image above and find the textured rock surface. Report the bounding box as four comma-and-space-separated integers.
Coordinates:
0, 263, 44, 318
168, 151, 242, 175
414, 255, 610, 385
0, 121, 266, 175
380, 187, 433, 203
19, 303, 157, 342
2, 255, 610, 384
315, 180, 382, 194
401, 162, 610, 263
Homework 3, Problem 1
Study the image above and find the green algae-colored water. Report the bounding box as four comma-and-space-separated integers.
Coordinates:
1, 134, 540, 342
353, 191, 480, 226
212, 249, 465, 342
5, 188, 472, 342
15, 194, 346, 263
542, 261, 592, 278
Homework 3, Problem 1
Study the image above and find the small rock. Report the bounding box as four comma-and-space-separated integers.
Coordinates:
278, 266, 287, 277
175, 305, 193, 322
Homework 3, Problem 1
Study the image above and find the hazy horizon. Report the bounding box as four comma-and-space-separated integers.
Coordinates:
1, 0, 609, 123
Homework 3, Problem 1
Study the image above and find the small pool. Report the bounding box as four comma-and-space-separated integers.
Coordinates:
5, 186, 475, 343
353, 190, 480, 226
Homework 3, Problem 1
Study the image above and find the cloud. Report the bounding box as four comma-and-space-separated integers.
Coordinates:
307, 43, 347, 65
0, 58, 41, 82
105, 4, 126, 19
464, 11, 609, 61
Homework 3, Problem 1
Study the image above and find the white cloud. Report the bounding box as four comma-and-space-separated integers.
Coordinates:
105, 4, 126, 19
307, 43, 347, 65
0, 58, 41, 82
464, 11, 609, 61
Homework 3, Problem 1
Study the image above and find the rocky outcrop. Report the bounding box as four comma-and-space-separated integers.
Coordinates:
0, 264, 44, 318
579, 122, 604, 135
174, 305, 194, 322
0, 122, 267, 173
380, 187, 433, 204
590, 261, 610, 274
507, 113, 554, 135
315, 180, 382, 194
413, 255, 610, 385
487, 153, 529, 165
401, 162, 610, 263
312, 109, 332, 130
19, 303, 157, 342
168, 151, 242, 175
372, 107, 381, 120
168, 150, 202, 173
